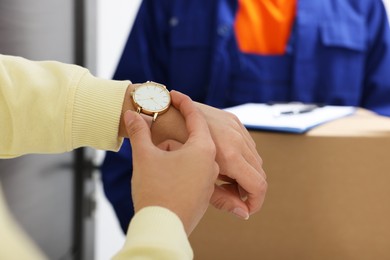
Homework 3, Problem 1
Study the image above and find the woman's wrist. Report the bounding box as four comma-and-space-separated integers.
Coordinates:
151, 101, 188, 144
150, 95, 188, 145
119, 84, 188, 143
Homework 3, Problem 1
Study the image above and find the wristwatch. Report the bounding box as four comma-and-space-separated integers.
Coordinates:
131, 81, 171, 121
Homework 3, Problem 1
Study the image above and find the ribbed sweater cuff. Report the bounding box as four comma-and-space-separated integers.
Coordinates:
119, 206, 193, 259
71, 71, 130, 151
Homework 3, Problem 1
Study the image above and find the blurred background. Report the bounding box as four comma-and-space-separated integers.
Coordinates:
0, 1, 139, 259
0, 0, 389, 259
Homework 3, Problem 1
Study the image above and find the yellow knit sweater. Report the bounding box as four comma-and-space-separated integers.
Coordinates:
0, 54, 192, 259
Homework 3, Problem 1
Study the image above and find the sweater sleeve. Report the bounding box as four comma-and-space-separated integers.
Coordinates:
113, 206, 194, 260
0, 54, 130, 158
0, 185, 47, 260
0, 55, 194, 259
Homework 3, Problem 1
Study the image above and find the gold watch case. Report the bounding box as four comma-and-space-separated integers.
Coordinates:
131, 81, 171, 121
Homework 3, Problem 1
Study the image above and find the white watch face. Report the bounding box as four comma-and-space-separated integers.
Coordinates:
133, 82, 171, 113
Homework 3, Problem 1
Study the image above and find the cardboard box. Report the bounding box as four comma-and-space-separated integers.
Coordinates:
189, 110, 390, 260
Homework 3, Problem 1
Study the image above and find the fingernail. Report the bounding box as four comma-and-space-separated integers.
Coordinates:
232, 208, 249, 220
124, 110, 135, 127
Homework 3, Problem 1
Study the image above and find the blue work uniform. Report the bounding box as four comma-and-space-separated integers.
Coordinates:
102, 0, 390, 232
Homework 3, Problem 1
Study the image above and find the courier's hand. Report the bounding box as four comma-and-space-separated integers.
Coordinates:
195, 103, 267, 219
125, 91, 219, 235
151, 96, 267, 220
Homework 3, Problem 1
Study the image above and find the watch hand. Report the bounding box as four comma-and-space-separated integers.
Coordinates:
151, 98, 161, 106
137, 97, 153, 101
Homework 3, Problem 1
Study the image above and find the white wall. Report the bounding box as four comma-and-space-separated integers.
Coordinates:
385, 0, 390, 19
96, 0, 142, 79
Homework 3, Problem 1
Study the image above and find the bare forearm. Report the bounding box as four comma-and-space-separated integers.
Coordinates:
150, 104, 188, 145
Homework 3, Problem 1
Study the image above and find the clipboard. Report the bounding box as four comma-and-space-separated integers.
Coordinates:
224, 103, 356, 134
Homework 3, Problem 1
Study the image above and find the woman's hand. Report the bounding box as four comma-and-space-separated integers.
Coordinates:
125, 91, 219, 235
